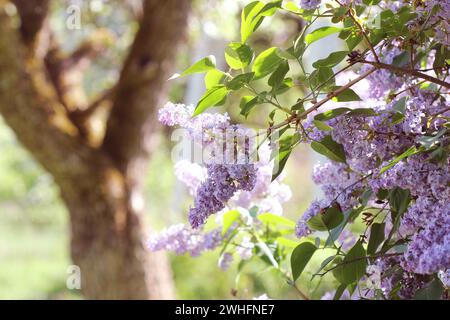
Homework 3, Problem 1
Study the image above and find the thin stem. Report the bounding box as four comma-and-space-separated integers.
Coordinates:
336, 0, 380, 63
268, 67, 377, 132
363, 60, 450, 89
389, 80, 426, 99
317, 252, 402, 277
296, 67, 378, 119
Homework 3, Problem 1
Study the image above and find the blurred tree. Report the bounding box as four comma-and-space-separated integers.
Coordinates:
0, 0, 191, 299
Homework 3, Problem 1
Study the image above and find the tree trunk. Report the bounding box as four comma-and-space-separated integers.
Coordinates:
0, 0, 191, 299
56, 158, 174, 299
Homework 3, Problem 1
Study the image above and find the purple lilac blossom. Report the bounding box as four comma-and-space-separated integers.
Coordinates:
360, 45, 405, 99
295, 199, 329, 238
298, 0, 321, 10
438, 269, 450, 287
174, 160, 207, 195
229, 142, 292, 215
147, 224, 222, 257
188, 163, 257, 228
236, 236, 254, 260
218, 252, 233, 270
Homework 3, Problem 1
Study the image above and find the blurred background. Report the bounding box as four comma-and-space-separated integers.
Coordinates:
0, 0, 346, 299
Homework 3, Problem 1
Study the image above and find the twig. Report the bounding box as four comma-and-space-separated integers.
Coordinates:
336, 0, 380, 63
268, 67, 377, 132
316, 252, 402, 277
296, 67, 377, 119
363, 60, 450, 89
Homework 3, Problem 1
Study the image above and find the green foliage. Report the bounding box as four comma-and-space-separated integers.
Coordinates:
305, 26, 342, 45
258, 213, 296, 228
367, 223, 385, 255
194, 86, 229, 116
307, 206, 344, 232
332, 241, 367, 285
310, 135, 346, 163
331, 88, 362, 102
312, 51, 349, 69
172, 56, 216, 79
222, 210, 240, 236
252, 47, 284, 79
166, 0, 449, 301
291, 242, 316, 282
225, 42, 254, 70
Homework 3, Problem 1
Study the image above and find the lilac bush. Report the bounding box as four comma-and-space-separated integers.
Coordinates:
150, 0, 449, 300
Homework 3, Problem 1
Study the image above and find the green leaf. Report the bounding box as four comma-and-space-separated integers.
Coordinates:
258, 212, 296, 228
363, 0, 382, 4
293, 32, 306, 58
391, 112, 405, 125
171, 56, 216, 79
239, 95, 259, 118
256, 241, 279, 268
307, 206, 344, 231
312, 51, 349, 68
309, 67, 335, 89
305, 26, 342, 45
392, 97, 407, 114
268, 60, 290, 90
414, 279, 444, 300
367, 223, 385, 255
256, 0, 282, 17
417, 128, 448, 150
392, 51, 410, 68
433, 45, 450, 77
324, 207, 363, 248
277, 47, 298, 60
379, 146, 421, 175
313, 120, 333, 131
204, 69, 226, 89
241, 1, 265, 43
389, 187, 411, 217
291, 242, 317, 281
272, 133, 300, 180
222, 210, 240, 236
283, 1, 300, 13
312, 255, 336, 279
332, 88, 362, 102
252, 47, 284, 79
226, 72, 255, 90
276, 237, 299, 248
346, 108, 377, 117
225, 42, 254, 70
360, 188, 373, 206
333, 284, 347, 300
333, 241, 367, 285
311, 135, 346, 163
314, 107, 351, 121
272, 150, 291, 181
193, 85, 228, 116
346, 33, 363, 50
273, 78, 293, 94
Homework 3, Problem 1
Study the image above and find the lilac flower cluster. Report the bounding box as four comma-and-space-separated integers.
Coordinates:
414, 0, 450, 46
151, 103, 292, 267
295, 40, 449, 293
229, 142, 292, 215
295, 199, 328, 238
360, 45, 405, 99
297, 0, 321, 10
188, 163, 257, 228
159, 102, 259, 229
147, 224, 222, 257
218, 252, 234, 271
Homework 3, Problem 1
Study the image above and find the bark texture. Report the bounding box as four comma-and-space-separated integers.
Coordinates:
0, 0, 191, 299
